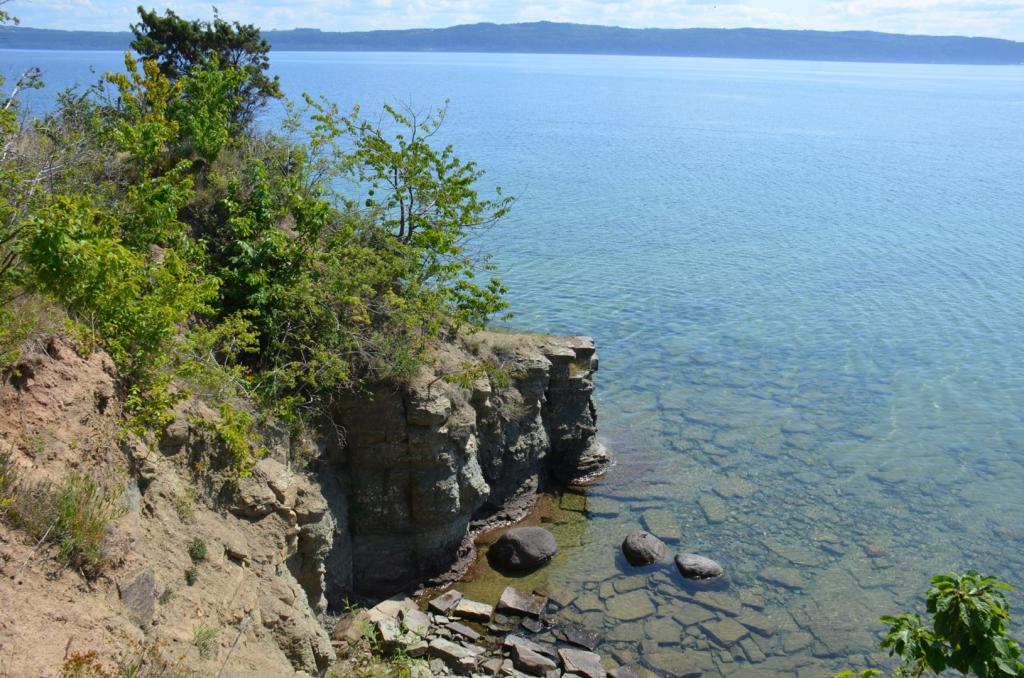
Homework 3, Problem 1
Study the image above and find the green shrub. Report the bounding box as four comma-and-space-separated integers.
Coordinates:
5, 471, 126, 576
188, 537, 207, 563
184, 565, 198, 586
839, 571, 1024, 678
191, 623, 218, 660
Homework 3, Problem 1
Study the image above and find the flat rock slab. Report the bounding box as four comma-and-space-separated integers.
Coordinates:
640, 509, 681, 543
428, 637, 483, 672
701, 617, 749, 646
446, 621, 481, 641
497, 586, 548, 618
671, 601, 717, 626
559, 648, 607, 678
692, 591, 742, 617
428, 589, 463, 614
737, 610, 775, 636
606, 590, 656, 621
643, 650, 715, 677
553, 621, 601, 650
698, 494, 728, 524
118, 569, 157, 627
452, 598, 494, 622
712, 476, 759, 498
401, 608, 431, 637
760, 566, 806, 590
512, 643, 557, 675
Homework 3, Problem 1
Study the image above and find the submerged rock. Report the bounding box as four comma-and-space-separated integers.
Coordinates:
559, 647, 607, 678
489, 527, 557, 571
497, 586, 547, 618
675, 554, 724, 580
621, 530, 669, 566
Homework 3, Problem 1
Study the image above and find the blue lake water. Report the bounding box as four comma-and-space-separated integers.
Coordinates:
5, 49, 1024, 675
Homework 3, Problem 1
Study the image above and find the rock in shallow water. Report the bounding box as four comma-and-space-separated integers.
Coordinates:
675, 553, 725, 580
497, 586, 547, 618
622, 530, 669, 566
489, 527, 557, 571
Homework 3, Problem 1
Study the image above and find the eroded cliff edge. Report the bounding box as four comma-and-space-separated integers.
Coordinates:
0, 331, 606, 675
324, 331, 609, 601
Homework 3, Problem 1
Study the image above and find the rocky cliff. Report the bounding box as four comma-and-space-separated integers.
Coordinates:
0, 331, 606, 675
324, 331, 608, 601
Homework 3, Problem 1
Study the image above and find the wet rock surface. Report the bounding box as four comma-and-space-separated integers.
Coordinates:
621, 530, 669, 566
489, 527, 558, 571
675, 554, 725, 580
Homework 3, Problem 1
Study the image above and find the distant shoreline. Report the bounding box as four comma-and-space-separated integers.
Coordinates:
2, 22, 1023, 66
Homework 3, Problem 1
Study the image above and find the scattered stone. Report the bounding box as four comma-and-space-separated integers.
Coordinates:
368, 596, 417, 623
643, 650, 714, 677
675, 554, 724, 580
760, 566, 806, 590
614, 575, 648, 594
587, 496, 622, 517
490, 527, 558, 571
429, 637, 482, 672
453, 598, 494, 622
542, 584, 577, 609
429, 590, 464, 614
864, 544, 885, 557
511, 643, 557, 675
608, 667, 641, 678
375, 616, 404, 650
739, 588, 766, 610
401, 608, 431, 637
559, 648, 606, 678
692, 591, 742, 617
406, 639, 429, 658
606, 590, 656, 621
622, 531, 669, 566
712, 476, 759, 499
782, 630, 814, 653
118, 569, 158, 628
739, 637, 766, 663
698, 494, 728, 524
640, 509, 681, 543
498, 586, 547, 618
737, 610, 774, 636
701, 618, 749, 646
481, 657, 504, 675
446, 621, 481, 641
670, 601, 716, 626
506, 636, 558, 675
521, 617, 544, 634
552, 621, 601, 650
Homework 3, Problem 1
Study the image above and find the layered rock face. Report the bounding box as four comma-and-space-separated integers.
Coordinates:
325, 333, 608, 600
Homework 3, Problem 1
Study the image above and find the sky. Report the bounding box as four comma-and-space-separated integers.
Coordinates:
9, 0, 1024, 40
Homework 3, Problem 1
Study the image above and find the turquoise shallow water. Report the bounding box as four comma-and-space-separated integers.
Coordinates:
7, 49, 1024, 675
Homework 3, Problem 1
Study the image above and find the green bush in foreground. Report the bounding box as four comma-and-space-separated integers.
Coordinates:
840, 572, 1024, 677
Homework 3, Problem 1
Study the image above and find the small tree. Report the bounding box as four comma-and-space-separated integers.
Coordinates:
307, 98, 514, 329
840, 572, 1024, 677
130, 6, 281, 127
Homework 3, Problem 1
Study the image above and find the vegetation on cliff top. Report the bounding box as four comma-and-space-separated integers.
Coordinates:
0, 5, 512, 474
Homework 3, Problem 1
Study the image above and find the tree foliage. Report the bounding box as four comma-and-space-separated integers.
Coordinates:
0, 9, 513, 471
130, 6, 281, 127
881, 572, 1024, 677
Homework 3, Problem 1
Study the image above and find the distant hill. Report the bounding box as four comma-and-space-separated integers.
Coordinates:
2, 21, 1023, 65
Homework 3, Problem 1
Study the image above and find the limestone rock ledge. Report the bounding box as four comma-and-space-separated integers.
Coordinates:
325, 332, 609, 600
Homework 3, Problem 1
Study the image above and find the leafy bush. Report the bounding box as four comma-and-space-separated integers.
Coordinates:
839, 571, 1024, 678
188, 537, 207, 563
